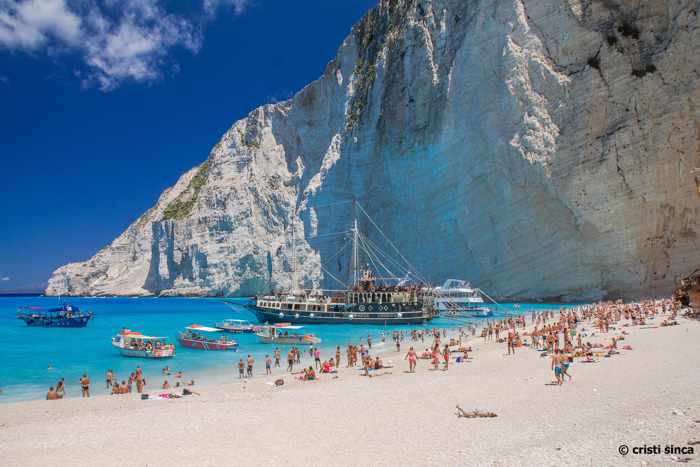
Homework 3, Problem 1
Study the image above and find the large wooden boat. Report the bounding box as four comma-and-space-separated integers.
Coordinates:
255, 324, 321, 345
111, 329, 175, 358
177, 324, 238, 351
247, 207, 436, 325
17, 304, 93, 327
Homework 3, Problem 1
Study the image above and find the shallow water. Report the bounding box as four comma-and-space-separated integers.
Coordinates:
0, 296, 573, 401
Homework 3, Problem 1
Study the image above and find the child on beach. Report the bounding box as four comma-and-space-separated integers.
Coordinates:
238, 358, 245, 379
265, 355, 272, 375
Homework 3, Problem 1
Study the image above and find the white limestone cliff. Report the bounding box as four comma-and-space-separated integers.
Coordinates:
47, 0, 700, 300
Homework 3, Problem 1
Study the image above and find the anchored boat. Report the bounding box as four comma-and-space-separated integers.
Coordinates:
215, 319, 257, 333
432, 279, 493, 317
255, 324, 321, 345
111, 329, 175, 358
177, 324, 238, 351
17, 304, 93, 327
247, 202, 436, 325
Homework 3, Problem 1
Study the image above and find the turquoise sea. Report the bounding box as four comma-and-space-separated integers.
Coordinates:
0, 296, 570, 402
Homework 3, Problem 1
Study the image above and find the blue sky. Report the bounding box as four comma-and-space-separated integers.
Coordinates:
0, 0, 377, 291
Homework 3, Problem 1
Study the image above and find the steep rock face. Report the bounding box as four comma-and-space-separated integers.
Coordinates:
47, 0, 700, 300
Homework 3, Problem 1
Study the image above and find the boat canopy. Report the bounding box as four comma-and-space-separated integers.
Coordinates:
272, 324, 303, 330
123, 334, 166, 340
221, 319, 250, 324
186, 324, 222, 332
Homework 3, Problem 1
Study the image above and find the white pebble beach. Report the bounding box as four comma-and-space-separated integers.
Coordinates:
1, 316, 699, 466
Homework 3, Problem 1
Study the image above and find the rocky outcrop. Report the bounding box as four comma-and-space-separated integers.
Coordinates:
47, 0, 700, 300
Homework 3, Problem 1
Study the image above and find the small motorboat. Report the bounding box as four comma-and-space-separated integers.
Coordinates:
111, 329, 175, 358
17, 304, 93, 327
256, 323, 321, 345
178, 324, 238, 351
215, 319, 258, 333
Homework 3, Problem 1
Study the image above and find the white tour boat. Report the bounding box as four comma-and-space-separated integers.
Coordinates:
111, 329, 175, 359
432, 279, 493, 317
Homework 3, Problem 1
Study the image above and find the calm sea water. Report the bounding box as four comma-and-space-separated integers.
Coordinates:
0, 296, 571, 402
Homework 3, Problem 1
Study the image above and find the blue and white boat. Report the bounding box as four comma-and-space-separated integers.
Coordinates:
215, 319, 257, 333
17, 304, 93, 327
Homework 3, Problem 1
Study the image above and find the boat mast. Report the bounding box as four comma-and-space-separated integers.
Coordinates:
291, 217, 297, 293
352, 218, 359, 287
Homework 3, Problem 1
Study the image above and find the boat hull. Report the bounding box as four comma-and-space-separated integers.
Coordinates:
177, 335, 238, 351
17, 315, 92, 327
442, 309, 494, 318
217, 326, 256, 334
116, 347, 175, 359
256, 334, 321, 345
248, 305, 434, 325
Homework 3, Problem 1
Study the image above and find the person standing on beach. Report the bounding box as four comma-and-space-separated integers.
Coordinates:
247, 355, 255, 377
287, 350, 295, 372
507, 327, 516, 355
431, 348, 439, 371
367, 335, 372, 349
405, 347, 417, 373
80, 374, 90, 397
314, 348, 321, 369
335, 346, 341, 368
105, 369, 113, 389
265, 355, 272, 375
442, 345, 450, 370
135, 368, 145, 393
551, 350, 563, 385
238, 358, 245, 378
56, 378, 66, 398
274, 348, 281, 368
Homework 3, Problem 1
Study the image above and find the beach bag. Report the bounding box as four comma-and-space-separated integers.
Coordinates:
274, 378, 284, 386
141, 393, 149, 400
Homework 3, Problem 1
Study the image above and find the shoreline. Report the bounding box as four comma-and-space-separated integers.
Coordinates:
2, 301, 699, 466
0, 305, 562, 404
